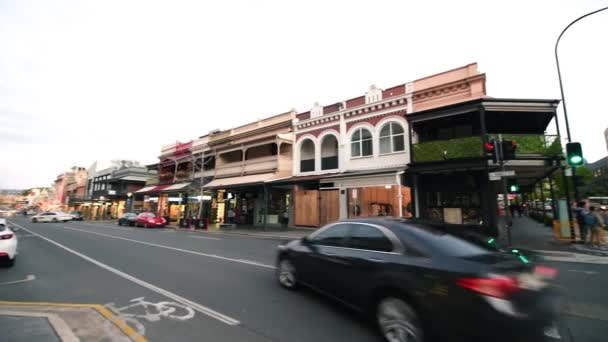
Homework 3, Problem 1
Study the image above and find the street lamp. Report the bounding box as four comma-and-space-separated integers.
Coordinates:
127, 192, 133, 213
555, 5, 608, 202
554, 6, 608, 241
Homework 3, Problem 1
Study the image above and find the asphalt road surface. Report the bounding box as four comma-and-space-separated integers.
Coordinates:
2, 217, 607, 342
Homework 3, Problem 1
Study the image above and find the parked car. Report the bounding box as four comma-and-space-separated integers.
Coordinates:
0, 219, 17, 267
31, 211, 73, 223
118, 213, 138, 226
69, 210, 84, 221
276, 218, 559, 342
135, 213, 166, 228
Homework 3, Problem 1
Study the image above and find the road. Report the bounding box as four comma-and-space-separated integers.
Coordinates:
2, 217, 607, 342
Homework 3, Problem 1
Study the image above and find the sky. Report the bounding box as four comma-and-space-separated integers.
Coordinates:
1, 0, 607, 189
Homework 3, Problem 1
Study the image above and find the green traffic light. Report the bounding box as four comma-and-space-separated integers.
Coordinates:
569, 155, 582, 164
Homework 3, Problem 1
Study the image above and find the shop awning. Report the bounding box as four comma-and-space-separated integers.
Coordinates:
119, 176, 150, 182
203, 173, 277, 189
135, 186, 156, 193
160, 182, 191, 192
135, 185, 171, 193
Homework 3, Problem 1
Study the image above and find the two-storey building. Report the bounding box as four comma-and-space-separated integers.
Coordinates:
201, 111, 295, 226
283, 63, 486, 227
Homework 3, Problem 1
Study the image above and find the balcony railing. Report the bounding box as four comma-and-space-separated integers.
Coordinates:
214, 155, 281, 177
413, 134, 562, 163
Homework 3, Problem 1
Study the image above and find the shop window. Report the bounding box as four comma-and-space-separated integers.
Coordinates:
379, 122, 405, 154
351, 128, 373, 158
300, 139, 315, 172
321, 135, 339, 170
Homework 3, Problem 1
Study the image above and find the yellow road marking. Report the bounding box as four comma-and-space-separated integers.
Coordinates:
0, 301, 148, 342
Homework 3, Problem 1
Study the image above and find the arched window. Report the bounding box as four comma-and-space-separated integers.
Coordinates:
320, 135, 339, 170
379, 122, 405, 154
351, 128, 373, 157
300, 139, 315, 172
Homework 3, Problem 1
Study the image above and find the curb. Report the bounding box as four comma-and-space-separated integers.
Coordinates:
0, 301, 147, 342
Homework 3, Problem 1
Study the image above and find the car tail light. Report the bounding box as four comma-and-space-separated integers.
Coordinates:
0, 252, 7, 257
456, 276, 520, 299
534, 266, 558, 279
0, 234, 14, 240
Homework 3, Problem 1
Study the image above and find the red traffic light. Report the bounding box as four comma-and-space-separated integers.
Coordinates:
484, 142, 495, 151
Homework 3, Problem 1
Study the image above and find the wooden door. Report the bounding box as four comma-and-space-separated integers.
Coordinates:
294, 190, 319, 227
319, 189, 339, 226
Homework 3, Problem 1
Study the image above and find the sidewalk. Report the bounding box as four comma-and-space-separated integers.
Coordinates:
508, 216, 608, 257
0, 301, 144, 342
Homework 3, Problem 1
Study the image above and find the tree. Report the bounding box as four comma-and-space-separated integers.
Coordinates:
551, 166, 593, 199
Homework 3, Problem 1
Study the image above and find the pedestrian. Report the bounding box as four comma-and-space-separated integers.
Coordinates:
588, 206, 606, 247
574, 202, 589, 243
227, 208, 235, 224
516, 203, 523, 217
509, 203, 517, 218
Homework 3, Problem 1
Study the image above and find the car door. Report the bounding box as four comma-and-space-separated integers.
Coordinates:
41, 213, 53, 222
333, 223, 402, 307
300, 223, 354, 295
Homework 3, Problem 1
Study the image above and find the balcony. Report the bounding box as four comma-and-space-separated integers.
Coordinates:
487, 134, 562, 156
413, 136, 483, 163
214, 156, 281, 177
244, 155, 278, 174
413, 134, 561, 163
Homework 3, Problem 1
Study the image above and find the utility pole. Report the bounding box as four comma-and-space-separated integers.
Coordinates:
498, 135, 512, 246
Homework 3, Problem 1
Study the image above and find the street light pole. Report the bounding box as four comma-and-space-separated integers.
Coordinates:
555, 5, 608, 203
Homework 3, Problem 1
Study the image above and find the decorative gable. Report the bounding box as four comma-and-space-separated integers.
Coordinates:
365, 85, 382, 104
311, 102, 323, 118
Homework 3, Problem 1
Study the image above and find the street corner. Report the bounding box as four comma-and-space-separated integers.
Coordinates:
0, 301, 147, 342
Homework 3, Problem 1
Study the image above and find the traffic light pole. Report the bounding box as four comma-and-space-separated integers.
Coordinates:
498, 134, 512, 246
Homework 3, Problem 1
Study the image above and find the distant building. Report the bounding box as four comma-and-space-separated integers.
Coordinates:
585, 156, 608, 196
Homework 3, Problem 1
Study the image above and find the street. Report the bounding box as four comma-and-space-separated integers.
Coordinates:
2, 217, 608, 342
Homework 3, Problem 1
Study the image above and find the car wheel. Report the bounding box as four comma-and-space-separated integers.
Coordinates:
6, 257, 15, 267
118, 221, 122, 226
376, 297, 424, 342
52, 218, 58, 223
277, 258, 298, 289
129, 222, 135, 227
32, 218, 38, 223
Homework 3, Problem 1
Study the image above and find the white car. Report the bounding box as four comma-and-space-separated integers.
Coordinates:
31, 211, 73, 223
0, 219, 17, 267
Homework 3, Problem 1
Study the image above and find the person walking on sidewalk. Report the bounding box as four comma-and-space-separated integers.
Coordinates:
588, 206, 606, 247
575, 201, 590, 243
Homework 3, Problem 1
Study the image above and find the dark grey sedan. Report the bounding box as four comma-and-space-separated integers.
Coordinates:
276, 218, 559, 342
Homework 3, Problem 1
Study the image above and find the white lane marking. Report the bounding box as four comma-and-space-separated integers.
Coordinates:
81, 223, 135, 231
543, 322, 561, 339
0, 274, 36, 286
58, 226, 275, 269
190, 236, 222, 241
567, 269, 599, 275
8, 221, 240, 326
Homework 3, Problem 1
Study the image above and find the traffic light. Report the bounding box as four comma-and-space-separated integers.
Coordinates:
502, 140, 517, 160
484, 139, 498, 163
507, 179, 520, 193
566, 142, 584, 166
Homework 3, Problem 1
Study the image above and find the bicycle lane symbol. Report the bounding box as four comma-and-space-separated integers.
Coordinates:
103, 297, 196, 336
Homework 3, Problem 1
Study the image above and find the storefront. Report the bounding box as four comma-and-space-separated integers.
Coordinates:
323, 170, 412, 220
203, 173, 291, 228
